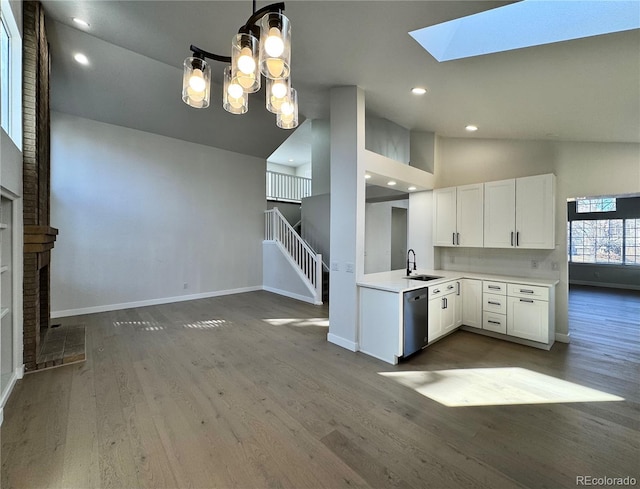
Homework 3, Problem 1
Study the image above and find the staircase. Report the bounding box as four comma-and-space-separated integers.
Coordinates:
264, 208, 324, 305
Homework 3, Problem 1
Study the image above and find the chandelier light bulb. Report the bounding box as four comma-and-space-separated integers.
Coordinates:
187, 87, 205, 102
228, 82, 244, 99
189, 69, 206, 92
271, 80, 287, 99
264, 27, 285, 57
280, 101, 294, 115
237, 47, 256, 74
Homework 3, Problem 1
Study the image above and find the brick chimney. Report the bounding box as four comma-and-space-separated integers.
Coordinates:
22, 1, 58, 371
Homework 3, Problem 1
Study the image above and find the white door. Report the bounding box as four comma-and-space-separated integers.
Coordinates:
461, 279, 482, 328
456, 183, 484, 247
433, 187, 457, 247
515, 174, 555, 249
441, 292, 457, 334
428, 297, 443, 342
507, 297, 549, 343
484, 179, 515, 248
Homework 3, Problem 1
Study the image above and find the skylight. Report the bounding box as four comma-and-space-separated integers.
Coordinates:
410, 0, 640, 62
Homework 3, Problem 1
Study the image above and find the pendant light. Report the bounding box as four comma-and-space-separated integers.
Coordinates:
181, 2, 298, 129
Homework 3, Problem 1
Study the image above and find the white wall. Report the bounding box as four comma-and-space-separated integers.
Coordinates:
408, 190, 434, 270
433, 136, 640, 338
311, 119, 330, 196
50, 112, 266, 316
263, 241, 316, 304
364, 200, 408, 274
266, 162, 295, 175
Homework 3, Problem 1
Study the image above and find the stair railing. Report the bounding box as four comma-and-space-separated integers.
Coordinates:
265, 208, 323, 301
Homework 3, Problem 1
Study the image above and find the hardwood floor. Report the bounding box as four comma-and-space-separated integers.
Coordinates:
2, 287, 638, 489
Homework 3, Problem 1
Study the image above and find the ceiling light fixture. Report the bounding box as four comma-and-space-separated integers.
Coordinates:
408, 186, 417, 191
465, 124, 478, 132
72, 17, 90, 28
411, 87, 427, 95
73, 53, 89, 65
388, 181, 397, 186
182, 2, 297, 129
365, 174, 372, 179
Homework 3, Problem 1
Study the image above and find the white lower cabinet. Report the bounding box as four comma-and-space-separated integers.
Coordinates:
483, 312, 507, 334
461, 279, 482, 328
507, 297, 550, 343
428, 280, 460, 342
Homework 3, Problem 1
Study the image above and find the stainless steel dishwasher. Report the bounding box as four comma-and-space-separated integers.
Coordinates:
402, 287, 429, 358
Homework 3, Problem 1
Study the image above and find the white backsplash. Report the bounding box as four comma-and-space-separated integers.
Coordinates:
436, 247, 561, 280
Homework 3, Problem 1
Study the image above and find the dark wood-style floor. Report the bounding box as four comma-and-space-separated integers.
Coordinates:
2, 286, 639, 489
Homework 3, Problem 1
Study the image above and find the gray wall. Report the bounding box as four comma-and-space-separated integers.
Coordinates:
50, 112, 266, 316
301, 193, 330, 265
365, 115, 410, 164
267, 201, 301, 227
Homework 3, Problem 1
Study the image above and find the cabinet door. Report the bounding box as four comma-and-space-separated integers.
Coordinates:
507, 297, 549, 343
461, 279, 482, 328
428, 297, 443, 342
515, 174, 555, 249
433, 187, 457, 247
484, 179, 515, 248
454, 284, 463, 327
441, 292, 457, 334
457, 183, 484, 247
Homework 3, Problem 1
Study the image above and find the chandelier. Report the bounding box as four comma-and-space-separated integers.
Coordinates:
181, 2, 298, 129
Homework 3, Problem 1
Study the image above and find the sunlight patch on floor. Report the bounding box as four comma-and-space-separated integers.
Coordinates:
113, 320, 165, 332
263, 318, 329, 328
379, 368, 624, 407
182, 319, 228, 330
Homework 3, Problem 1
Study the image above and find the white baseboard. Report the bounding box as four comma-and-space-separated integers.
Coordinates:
569, 280, 640, 291
51, 286, 263, 318
262, 286, 318, 305
0, 407, 3, 427
555, 332, 571, 343
16, 364, 24, 379
327, 333, 358, 352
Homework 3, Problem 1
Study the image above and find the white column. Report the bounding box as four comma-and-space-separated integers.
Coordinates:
327, 87, 366, 351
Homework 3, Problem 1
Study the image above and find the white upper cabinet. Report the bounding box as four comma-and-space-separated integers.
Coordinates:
433, 184, 484, 247
484, 174, 555, 249
515, 174, 556, 249
483, 179, 516, 248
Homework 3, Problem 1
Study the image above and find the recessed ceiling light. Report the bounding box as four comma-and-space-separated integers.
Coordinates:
73, 53, 89, 65
465, 124, 478, 132
288, 158, 294, 162
365, 174, 372, 179
408, 186, 417, 191
411, 87, 427, 95
72, 17, 90, 28
387, 181, 397, 186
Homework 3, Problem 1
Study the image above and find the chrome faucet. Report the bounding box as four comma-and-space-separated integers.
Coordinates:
406, 249, 416, 276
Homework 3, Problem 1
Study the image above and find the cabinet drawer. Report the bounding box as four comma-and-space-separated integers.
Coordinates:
483, 312, 507, 334
483, 293, 507, 314
429, 281, 458, 299
483, 281, 506, 295
507, 283, 549, 301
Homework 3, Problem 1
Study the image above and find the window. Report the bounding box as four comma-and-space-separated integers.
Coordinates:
0, 0, 21, 147
576, 197, 616, 213
568, 196, 640, 266
625, 219, 640, 265
570, 219, 623, 264
1, 17, 9, 131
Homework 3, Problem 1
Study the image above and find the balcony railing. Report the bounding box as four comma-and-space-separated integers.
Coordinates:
266, 171, 311, 202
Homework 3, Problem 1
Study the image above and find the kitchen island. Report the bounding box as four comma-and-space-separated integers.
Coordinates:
358, 269, 559, 365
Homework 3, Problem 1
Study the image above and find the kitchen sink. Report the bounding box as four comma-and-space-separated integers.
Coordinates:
404, 274, 443, 282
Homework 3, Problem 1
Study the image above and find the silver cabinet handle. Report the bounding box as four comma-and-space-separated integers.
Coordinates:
516, 231, 520, 246
520, 299, 534, 303
441, 297, 446, 309
447, 285, 454, 290
456, 232, 460, 245
488, 320, 501, 325
488, 301, 501, 306
511, 231, 514, 246
520, 289, 534, 294
488, 285, 501, 290
456, 282, 460, 295
433, 289, 440, 294
452, 232, 456, 245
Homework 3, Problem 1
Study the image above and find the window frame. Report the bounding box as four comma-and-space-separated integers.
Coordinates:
0, 0, 22, 149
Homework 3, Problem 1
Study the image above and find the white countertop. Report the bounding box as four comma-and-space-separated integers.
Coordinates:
357, 269, 559, 293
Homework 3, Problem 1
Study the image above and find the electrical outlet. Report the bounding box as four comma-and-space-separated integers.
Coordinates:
531, 260, 538, 269
183, 283, 189, 289
346, 263, 354, 273
331, 261, 339, 272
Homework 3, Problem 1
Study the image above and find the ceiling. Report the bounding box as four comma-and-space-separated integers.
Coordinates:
43, 1, 640, 160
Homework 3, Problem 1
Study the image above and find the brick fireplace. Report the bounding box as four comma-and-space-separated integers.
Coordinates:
22, 1, 58, 371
